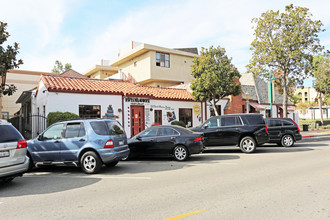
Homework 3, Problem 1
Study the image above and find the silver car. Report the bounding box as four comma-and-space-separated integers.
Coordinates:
0, 120, 29, 183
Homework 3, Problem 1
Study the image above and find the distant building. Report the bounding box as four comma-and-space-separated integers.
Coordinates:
84, 41, 199, 87
295, 87, 318, 103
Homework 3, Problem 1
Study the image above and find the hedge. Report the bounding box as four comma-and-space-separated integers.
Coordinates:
299, 119, 330, 129
47, 111, 80, 126
171, 121, 186, 127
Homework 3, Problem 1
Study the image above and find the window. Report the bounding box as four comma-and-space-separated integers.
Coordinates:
269, 120, 282, 127
158, 128, 178, 136
139, 127, 158, 138
90, 121, 109, 135
221, 116, 241, 126
0, 125, 23, 143
154, 110, 162, 125
205, 117, 220, 128
64, 123, 85, 138
156, 52, 170, 67
106, 121, 125, 135
79, 105, 101, 118
179, 108, 193, 127
282, 120, 293, 126
43, 124, 64, 140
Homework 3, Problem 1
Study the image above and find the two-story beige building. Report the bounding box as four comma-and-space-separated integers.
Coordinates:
84, 41, 199, 87
295, 87, 318, 103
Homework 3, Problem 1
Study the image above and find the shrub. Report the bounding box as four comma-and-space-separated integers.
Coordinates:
171, 121, 186, 127
47, 111, 80, 126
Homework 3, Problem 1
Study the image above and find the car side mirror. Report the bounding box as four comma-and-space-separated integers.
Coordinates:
37, 135, 43, 141
203, 124, 208, 129
136, 136, 142, 141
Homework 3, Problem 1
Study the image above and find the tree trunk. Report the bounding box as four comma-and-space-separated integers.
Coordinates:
211, 99, 218, 116
282, 72, 288, 118
0, 94, 2, 119
319, 92, 323, 125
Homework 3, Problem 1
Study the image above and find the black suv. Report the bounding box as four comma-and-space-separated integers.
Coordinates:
190, 114, 269, 153
265, 118, 302, 147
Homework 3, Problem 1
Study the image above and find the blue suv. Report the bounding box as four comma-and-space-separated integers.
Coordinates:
27, 119, 129, 174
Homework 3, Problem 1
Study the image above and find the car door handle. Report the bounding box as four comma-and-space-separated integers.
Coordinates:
54, 140, 61, 143
171, 137, 176, 140
79, 138, 86, 142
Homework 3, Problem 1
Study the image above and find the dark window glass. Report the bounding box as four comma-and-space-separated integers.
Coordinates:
221, 116, 237, 126
139, 127, 157, 138
156, 52, 170, 67
205, 117, 220, 128
79, 105, 101, 119
244, 115, 265, 125
269, 120, 282, 127
65, 123, 85, 138
158, 128, 177, 136
0, 125, 23, 143
179, 108, 193, 127
90, 121, 109, 135
154, 110, 162, 125
106, 121, 125, 135
43, 124, 64, 140
282, 120, 294, 126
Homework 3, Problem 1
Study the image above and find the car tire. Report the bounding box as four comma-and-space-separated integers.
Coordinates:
281, 134, 294, 147
105, 161, 119, 167
27, 154, 34, 171
173, 145, 189, 161
80, 151, 102, 174
277, 142, 283, 147
239, 136, 257, 153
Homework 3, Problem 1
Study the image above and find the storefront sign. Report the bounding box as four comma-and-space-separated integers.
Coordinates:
125, 97, 150, 103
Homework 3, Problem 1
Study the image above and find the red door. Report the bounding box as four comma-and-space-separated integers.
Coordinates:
131, 106, 145, 136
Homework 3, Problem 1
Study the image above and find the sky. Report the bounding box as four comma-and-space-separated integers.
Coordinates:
1, 0, 330, 87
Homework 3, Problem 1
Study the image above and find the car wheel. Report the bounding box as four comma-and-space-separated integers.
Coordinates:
27, 154, 34, 171
105, 161, 119, 167
80, 151, 102, 174
281, 134, 294, 147
173, 145, 189, 161
240, 136, 256, 153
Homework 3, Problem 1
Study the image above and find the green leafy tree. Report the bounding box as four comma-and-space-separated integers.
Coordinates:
313, 54, 330, 124
247, 4, 324, 117
52, 60, 72, 74
191, 46, 241, 116
0, 21, 23, 118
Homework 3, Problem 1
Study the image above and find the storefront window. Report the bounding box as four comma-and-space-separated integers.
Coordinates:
179, 108, 192, 127
79, 105, 101, 118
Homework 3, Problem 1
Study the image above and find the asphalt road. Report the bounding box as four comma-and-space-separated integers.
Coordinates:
1, 136, 330, 220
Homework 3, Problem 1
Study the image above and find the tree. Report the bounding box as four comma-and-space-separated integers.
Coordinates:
190, 46, 241, 115
0, 21, 23, 118
247, 4, 324, 117
52, 60, 72, 74
313, 54, 330, 124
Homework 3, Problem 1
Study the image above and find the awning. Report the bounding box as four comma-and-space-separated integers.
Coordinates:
249, 102, 265, 110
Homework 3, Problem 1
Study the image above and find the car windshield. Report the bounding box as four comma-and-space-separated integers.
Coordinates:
0, 125, 23, 143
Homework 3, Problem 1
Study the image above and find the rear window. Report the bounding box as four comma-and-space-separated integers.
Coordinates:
269, 119, 282, 127
243, 115, 265, 125
221, 116, 242, 126
282, 120, 294, 126
90, 121, 125, 135
106, 121, 125, 135
0, 125, 23, 143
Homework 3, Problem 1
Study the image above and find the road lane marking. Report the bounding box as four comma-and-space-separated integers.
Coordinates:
24, 175, 151, 180
164, 209, 206, 220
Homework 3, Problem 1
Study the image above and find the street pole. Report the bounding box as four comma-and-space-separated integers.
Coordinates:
269, 71, 276, 118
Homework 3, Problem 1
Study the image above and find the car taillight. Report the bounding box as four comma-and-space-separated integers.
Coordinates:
292, 120, 300, 131
17, 140, 27, 149
104, 139, 114, 148
265, 124, 268, 133
194, 136, 204, 142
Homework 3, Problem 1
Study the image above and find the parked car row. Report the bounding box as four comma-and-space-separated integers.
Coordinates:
1, 114, 302, 182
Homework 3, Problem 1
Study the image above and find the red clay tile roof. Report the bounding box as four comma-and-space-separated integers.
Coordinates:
40, 74, 194, 101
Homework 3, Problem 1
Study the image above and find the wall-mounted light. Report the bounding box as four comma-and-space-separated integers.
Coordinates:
118, 108, 122, 113
42, 90, 47, 93
150, 108, 153, 112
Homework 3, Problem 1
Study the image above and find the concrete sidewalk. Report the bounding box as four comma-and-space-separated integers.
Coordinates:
300, 129, 330, 138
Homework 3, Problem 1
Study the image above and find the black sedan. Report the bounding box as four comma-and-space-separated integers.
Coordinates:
126, 125, 205, 161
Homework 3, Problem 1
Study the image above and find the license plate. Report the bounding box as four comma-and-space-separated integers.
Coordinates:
119, 141, 124, 146
0, 150, 10, 158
